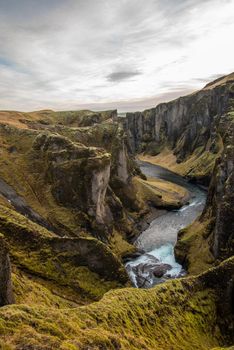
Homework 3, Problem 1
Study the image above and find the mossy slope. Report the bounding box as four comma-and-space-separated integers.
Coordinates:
0, 256, 233, 349
0, 110, 148, 305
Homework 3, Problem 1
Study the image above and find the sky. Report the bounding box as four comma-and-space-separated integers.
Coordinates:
0, 0, 234, 112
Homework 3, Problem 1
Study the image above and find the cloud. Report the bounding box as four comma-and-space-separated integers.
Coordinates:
0, 0, 233, 111
107, 70, 142, 82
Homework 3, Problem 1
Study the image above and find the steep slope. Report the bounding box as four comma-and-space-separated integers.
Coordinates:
0, 235, 14, 306
0, 110, 146, 241
0, 256, 233, 349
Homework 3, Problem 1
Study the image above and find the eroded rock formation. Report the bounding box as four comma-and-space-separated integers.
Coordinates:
33, 133, 112, 224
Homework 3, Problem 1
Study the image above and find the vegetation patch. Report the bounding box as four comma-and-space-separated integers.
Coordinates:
1, 256, 234, 349
133, 176, 190, 209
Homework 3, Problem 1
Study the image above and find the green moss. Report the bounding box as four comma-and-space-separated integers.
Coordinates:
0, 205, 127, 304
1, 258, 233, 349
0, 205, 54, 238
12, 268, 81, 308
140, 131, 223, 186
133, 176, 189, 209
109, 230, 136, 258
175, 219, 215, 274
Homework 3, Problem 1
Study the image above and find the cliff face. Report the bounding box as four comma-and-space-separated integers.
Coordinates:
175, 110, 234, 273
208, 113, 234, 260
125, 73, 234, 184
32, 133, 112, 224
0, 235, 14, 306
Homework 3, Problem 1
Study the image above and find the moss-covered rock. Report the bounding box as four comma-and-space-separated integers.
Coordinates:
0, 256, 233, 349
0, 205, 128, 303
133, 176, 190, 209
32, 132, 112, 225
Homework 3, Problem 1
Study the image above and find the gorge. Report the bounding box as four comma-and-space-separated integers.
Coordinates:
125, 161, 207, 288
0, 73, 233, 349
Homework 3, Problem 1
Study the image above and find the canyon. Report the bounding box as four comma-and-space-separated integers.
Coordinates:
0, 73, 233, 349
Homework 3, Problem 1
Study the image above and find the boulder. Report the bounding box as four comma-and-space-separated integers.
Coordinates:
153, 264, 172, 278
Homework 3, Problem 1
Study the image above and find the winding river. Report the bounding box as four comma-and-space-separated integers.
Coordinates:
125, 161, 207, 288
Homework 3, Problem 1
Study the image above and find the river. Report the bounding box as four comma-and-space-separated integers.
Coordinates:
125, 161, 207, 288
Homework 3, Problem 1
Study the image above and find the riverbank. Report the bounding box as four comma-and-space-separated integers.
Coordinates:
138, 148, 219, 186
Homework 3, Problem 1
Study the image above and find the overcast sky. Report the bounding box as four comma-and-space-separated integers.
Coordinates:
0, 0, 234, 112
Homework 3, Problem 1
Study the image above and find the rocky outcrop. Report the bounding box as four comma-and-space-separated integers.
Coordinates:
0, 112, 142, 305
117, 142, 129, 183
0, 109, 148, 263
0, 235, 14, 306
33, 133, 112, 225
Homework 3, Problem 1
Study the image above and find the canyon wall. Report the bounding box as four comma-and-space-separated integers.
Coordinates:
0, 235, 14, 306
124, 73, 234, 184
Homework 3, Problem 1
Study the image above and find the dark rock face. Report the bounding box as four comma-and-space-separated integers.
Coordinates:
48, 236, 129, 283
197, 257, 234, 343
124, 79, 233, 163
153, 264, 171, 278
0, 216, 128, 290
0, 177, 55, 233
175, 111, 234, 268
0, 235, 14, 306
124, 75, 234, 185
205, 114, 234, 260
